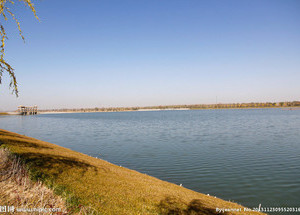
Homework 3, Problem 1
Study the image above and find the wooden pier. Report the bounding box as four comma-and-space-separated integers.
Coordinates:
18, 106, 38, 115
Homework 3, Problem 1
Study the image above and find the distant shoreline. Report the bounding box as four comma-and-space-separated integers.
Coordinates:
37, 106, 300, 115
2, 107, 299, 116
37, 101, 300, 114
3, 101, 300, 115
38, 108, 190, 115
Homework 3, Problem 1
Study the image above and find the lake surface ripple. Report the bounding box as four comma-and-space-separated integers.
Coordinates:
1, 109, 300, 209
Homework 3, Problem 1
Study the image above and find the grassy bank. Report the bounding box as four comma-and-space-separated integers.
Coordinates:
0, 129, 265, 214
0, 148, 67, 214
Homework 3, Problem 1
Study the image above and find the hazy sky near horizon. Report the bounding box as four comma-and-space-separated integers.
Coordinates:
0, 0, 299, 111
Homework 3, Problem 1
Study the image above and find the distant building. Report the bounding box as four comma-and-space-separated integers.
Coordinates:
18, 105, 38, 115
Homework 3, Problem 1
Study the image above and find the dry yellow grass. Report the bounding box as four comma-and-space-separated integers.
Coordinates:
0, 129, 265, 215
0, 148, 67, 214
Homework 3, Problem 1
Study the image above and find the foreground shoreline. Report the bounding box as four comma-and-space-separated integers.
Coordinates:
0, 129, 265, 214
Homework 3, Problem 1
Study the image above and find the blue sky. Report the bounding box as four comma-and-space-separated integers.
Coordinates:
0, 0, 299, 110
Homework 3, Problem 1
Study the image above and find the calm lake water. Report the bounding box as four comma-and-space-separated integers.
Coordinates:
1, 109, 300, 210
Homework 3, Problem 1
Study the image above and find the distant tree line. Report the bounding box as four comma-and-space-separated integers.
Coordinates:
38, 101, 300, 113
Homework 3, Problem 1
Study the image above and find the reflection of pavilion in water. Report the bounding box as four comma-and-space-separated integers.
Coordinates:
18, 105, 38, 115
